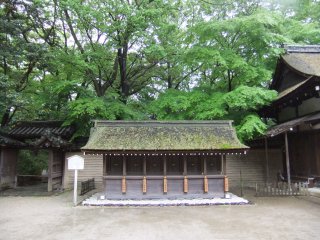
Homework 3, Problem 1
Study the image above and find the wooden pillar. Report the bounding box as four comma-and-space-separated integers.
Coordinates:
0, 149, 3, 185
183, 156, 187, 176
143, 155, 147, 176
142, 176, 147, 194
224, 176, 229, 192
47, 150, 53, 192
62, 153, 69, 190
163, 176, 167, 193
221, 154, 226, 175
203, 157, 207, 175
204, 175, 208, 193
315, 133, 320, 175
265, 137, 269, 183
122, 176, 126, 193
183, 175, 188, 193
103, 154, 107, 176
285, 132, 291, 186
122, 155, 126, 176
163, 155, 167, 176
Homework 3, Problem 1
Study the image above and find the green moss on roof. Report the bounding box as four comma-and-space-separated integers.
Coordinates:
82, 121, 248, 151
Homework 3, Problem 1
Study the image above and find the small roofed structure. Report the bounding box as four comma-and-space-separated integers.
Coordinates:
1, 121, 75, 191
9, 120, 74, 147
82, 120, 248, 199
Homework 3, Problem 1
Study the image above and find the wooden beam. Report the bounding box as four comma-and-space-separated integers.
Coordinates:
285, 132, 291, 187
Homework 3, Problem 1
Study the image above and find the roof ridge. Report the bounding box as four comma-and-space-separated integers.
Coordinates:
284, 44, 320, 53
93, 120, 233, 127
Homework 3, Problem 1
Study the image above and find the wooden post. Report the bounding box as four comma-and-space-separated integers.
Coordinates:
163, 176, 167, 193
203, 157, 207, 175
142, 176, 147, 194
204, 176, 208, 193
315, 133, 320, 177
221, 155, 226, 175
122, 176, 126, 194
265, 137, 269, 183
48, 150, 53, 192
284, 132, 291, 187
122, 155, 126, 176
224, 176, 229, 192
183, 176, 188, 193
143, 155, 147, 176
183, 156, 187, 175
103, 154, 107, 176
163, 156, 167, 176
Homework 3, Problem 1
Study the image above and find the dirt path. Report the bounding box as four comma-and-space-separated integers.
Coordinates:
0, 191, 320, 240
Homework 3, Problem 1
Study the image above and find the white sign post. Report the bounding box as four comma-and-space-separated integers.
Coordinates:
67, 155, 84, 206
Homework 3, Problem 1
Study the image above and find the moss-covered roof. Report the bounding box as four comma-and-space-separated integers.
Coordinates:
82, 121, 248, 152
282, 53, 320, 76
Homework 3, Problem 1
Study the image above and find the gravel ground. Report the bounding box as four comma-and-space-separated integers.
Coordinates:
0, 190, 320, 240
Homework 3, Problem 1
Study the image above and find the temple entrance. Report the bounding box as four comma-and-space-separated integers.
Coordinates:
16, 150, 48, 192
0, 149, 65, 195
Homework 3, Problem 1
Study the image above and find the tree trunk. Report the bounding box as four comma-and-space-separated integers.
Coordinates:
1, 107, 13, 127
118, 43, 130, 103
227, 70, 232, 92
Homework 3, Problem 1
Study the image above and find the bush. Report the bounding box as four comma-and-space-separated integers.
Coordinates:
17, 150, 48, 175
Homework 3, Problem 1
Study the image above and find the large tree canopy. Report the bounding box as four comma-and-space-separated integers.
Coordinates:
1, 0, 319, 142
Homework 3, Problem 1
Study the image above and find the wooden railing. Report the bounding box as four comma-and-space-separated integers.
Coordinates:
255, 182, 308, 197
80, 178, 95, 195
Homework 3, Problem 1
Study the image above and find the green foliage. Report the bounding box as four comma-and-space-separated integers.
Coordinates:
224, 86, 278, 111
149, 86, 277, 141
236, 114, 268, 142
1, 0, 319, 142
65, 96, 143, 137
17, 150, 48, 175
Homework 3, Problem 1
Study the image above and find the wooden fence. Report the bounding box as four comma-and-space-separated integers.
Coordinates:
255, 182, 308, 197
80, 178, 95, 195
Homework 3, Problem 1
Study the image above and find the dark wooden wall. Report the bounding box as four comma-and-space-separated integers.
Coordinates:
289, 131, 320, 177
0, 149, 18, 188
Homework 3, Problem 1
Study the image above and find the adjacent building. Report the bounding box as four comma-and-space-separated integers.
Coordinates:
262, 45, 320, 186
78, 120, 248, 198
